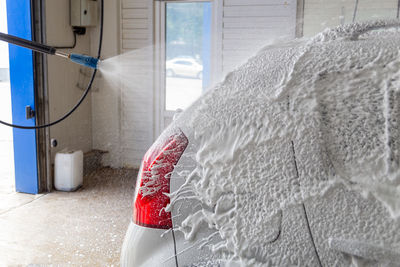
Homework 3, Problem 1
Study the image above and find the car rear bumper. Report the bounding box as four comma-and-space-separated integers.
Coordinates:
120, 222, 177, 267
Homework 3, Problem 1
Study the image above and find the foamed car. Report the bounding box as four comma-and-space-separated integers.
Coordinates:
166, 58, 203, 79
121, 21, 400, 266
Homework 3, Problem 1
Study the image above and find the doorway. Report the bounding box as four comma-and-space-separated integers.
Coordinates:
0, 0, 14, 194
156, 1, 213, 132
0, 0, 41, 195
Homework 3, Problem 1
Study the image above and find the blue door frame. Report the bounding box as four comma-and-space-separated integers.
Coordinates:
6, 0, 39, 194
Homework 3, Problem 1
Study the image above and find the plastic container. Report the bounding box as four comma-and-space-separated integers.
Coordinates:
54, 150, 83, 191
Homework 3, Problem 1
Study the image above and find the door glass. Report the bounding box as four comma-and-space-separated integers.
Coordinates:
0, 0, 14, 193
165, 2, 212, 111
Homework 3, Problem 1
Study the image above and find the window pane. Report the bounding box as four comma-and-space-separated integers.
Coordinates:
165, 2, 211, 111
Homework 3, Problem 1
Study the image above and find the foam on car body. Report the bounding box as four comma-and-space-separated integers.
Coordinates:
168, 20, 400, 265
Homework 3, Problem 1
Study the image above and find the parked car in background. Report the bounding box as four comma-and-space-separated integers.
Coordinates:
166, 57, 203, 79
121, 21, 400, 266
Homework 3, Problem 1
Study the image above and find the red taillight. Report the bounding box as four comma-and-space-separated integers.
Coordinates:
133, 130, 188, 229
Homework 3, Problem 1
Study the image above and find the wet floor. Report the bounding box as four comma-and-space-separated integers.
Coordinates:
0, 167, 137, 266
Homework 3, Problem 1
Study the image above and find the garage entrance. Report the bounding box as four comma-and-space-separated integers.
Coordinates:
0, 0, 14, 194
0, 0, 39, 194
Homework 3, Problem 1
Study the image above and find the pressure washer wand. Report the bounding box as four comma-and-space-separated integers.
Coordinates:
0, 32, 99, 69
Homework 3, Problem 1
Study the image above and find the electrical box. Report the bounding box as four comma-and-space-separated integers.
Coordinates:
70, 0, 98, 27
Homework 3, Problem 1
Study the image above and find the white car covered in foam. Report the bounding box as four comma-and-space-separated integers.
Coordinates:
121, 21, 400, 266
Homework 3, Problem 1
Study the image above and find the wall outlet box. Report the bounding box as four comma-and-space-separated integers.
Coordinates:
70, 0, 98, 27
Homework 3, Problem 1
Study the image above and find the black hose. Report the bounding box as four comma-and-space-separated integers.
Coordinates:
397, 0, 400, 19
0, 0, 104, 129
352, 0, 359, 23
0, 32, 56, 55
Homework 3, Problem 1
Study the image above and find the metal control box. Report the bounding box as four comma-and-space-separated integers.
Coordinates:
70, 0, 98, 27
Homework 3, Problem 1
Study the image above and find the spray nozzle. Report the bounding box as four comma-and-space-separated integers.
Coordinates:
0, 32, 100, 70
69, 53, 99, 69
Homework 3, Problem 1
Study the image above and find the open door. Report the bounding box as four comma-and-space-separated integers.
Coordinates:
6, 0, 39, 194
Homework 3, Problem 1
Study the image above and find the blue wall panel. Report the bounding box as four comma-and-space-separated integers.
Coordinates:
6, 0, 39, 194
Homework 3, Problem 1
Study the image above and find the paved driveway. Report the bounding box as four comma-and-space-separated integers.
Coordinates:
166, 76, 203, 111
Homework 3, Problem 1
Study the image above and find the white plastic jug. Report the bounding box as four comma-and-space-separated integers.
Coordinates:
54, 150, 83, 191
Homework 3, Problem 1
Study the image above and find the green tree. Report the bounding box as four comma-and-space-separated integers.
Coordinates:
166, 3, 204, 61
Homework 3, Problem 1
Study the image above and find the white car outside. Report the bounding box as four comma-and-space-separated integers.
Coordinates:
121, 21, 400, 267
166, 58, 203, 79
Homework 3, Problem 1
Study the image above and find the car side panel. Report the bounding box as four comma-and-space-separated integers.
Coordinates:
121, 222, 177, 267
169, 137, 321, 266
291, 43, 400, 266
169, 141, 218, 265
303, 185, 400, 266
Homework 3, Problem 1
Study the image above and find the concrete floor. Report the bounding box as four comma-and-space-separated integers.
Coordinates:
0, 168, 137, 266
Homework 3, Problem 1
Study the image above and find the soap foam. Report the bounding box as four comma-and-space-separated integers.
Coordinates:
169, 21, 400, 264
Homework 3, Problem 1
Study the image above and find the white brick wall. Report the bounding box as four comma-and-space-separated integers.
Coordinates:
46, 0, 93, 161
91, 0, 122, 168
221, 0, 297, 75
120, 0, 154, 168
92, 0, 154, 169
